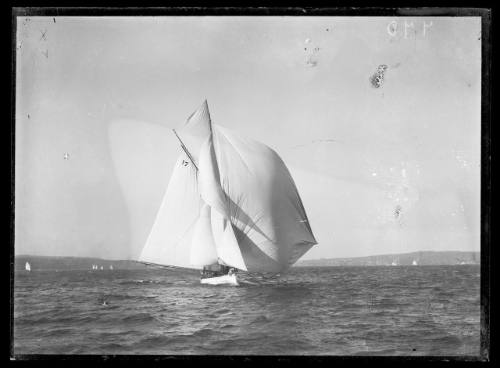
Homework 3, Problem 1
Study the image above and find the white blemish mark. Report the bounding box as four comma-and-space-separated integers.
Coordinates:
423, 21, 433, 37
387, 21, 398, 37
454, 149, 471, 169
404, 21, 415, 39
63, 153, 70, 160
372, 172, 377, 177
305, 38, 311, 44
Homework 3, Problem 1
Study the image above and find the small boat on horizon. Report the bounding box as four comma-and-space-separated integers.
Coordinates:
412, 260, 418, 266
25, 262, 31, 272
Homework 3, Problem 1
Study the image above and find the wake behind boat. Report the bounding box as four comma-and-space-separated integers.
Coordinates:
139, 100, 317, 285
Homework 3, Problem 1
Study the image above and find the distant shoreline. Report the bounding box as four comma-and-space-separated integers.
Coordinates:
296, 250, 479, 267
14, 250, 479, 270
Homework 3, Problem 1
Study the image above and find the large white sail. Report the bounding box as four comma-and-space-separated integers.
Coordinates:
177, 101, 317, 273
189, 203, 219, 267
212, 125, 317, 272
176, 100, 212, 166
210, 209, 248, 271
198, 134, 230, 218
140, 100, 317, 273
139, 152, 203, 269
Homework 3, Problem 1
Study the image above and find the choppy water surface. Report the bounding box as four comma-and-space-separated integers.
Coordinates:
14, 266, 480, 355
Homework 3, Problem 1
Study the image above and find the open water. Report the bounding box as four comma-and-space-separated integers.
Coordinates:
13, 265, 480, 356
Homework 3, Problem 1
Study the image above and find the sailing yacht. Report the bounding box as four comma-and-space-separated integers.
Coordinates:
391, 260, 397, 266
412, 260, 418, 266
139, 100, 317, 285
109, 265, 114, 270
25, 262, 31, 272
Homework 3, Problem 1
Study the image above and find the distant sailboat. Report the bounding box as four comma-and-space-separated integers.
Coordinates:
139, 100, 317, 285
109, 265, 113, 270
412, 260, 418, 266
100, 266, 104, 270
25, 262, 31, 272
391, 260, 397, 266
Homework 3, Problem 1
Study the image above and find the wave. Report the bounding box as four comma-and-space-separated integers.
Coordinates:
14, 265, 480, 355
117, 279, 163, 285
122, 312, 156, 323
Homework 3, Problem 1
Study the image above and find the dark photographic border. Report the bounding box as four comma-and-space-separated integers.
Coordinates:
8, 6, 492, 365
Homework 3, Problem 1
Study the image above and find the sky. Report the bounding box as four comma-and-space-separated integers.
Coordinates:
15, 16, 481, 260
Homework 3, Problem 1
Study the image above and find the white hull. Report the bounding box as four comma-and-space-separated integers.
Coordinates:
200, 274, 238, 286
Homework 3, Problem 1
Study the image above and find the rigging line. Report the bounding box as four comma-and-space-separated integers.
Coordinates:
136, 260, 195, 271
172, 129, 199, 171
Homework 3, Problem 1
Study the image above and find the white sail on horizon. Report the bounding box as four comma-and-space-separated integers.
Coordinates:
139, 100, 317, 273
25, 262, 31, 272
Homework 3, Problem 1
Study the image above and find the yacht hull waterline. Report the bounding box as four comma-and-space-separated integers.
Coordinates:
200, 274, 239, 286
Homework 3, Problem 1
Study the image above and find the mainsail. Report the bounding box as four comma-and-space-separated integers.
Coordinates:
140, 151, 203, 269
139, 100, 317, 273
189, 203, 219, 266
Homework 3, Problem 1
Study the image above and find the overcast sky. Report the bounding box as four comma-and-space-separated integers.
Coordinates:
15, 16, 481, 260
